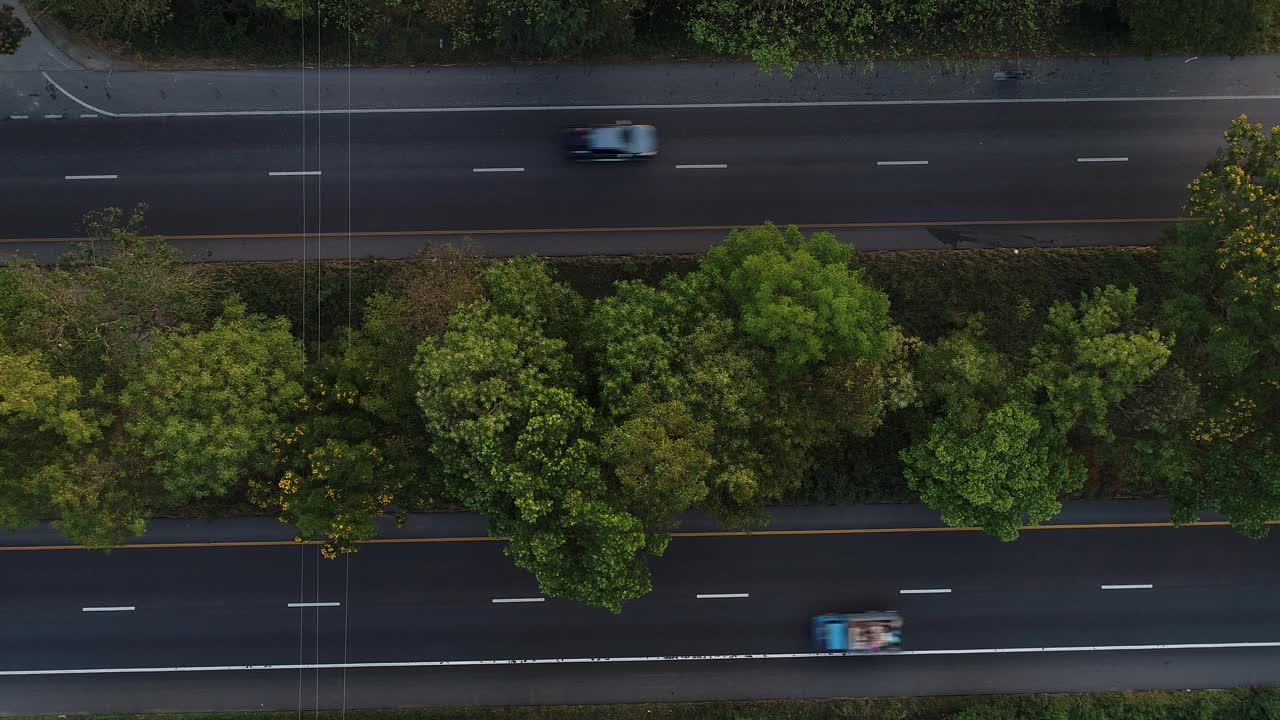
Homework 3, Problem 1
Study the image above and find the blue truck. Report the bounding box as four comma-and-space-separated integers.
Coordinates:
811, 611, 904, 653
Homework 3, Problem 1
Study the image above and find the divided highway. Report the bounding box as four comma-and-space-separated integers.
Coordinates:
2, 523, 1279, 713
4, 98, 1279, 258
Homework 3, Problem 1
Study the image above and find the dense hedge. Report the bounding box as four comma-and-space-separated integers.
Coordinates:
209, 246, 1163, 352
28, 0, 1280, 67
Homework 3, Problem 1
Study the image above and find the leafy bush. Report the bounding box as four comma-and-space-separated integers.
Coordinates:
1117, 0, 1280, 54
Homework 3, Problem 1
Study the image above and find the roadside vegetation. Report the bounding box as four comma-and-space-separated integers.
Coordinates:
2, 115, 1278, 611
10, 688, 1280, 720
25, 0, 1280, 70
0, 3, 30, 54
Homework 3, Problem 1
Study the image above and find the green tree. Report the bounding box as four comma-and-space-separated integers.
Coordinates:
698, 223, 892, 378
1025, 285, 1173, 438
1156, 115, 1280, 536
903, 399, 1080, 541
482, 256, 586, 341
251, 304, 443, 558
601, 396, 714, 551
2, 205, 213, 386
119, 297, 304, 501
416, 298, 650, 611
1118, 0, 1280, 55
0, 206, 217, 546
0, 344, 101, 531
905, 286, 1169, 539
0, 4, 31, 54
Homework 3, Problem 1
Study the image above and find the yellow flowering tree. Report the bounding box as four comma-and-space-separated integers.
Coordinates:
251, 375, 415, 559
1159, 115, 1280, 537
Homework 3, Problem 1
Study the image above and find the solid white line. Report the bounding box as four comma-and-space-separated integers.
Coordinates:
676, 164, 728, 169
269, 170, 322, 176
40, 72, 119, 118
473, 167, 525, 173
1101, 584, 1154, 590
9, 115, 29, 120
286, 602, 341, 607
44, 114, 62, 119
696, 593, 749, 599
5, 641, 1280, 676
877, 160, 929, 166
491, 597, 545, 604
61, 93, 1280, 120
900, 588, 952, 594
81, 606, 135, 612
64, 175, 118, 180
1077, 157, 1129, 163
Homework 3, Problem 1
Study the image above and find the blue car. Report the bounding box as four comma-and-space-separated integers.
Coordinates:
812, 611, 903, 653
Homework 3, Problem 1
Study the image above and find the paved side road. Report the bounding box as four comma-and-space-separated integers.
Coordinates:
5, 54, 1280, 119
0, 498, 1232, 548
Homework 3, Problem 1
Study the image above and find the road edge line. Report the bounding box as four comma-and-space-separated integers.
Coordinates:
40, 72, 119, 118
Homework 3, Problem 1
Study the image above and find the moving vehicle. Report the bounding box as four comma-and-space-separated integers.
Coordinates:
811, 611, 903, 653
563, 121, 659, 161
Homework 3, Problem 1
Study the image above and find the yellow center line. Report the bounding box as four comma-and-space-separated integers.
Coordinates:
0, 217, 1194, 244
0, 518, 1268, 552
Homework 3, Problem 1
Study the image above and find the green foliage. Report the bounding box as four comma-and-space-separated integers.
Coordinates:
689, 0, 1078, 73
119, 297, 305, 501
1025, 285, 1172, 438
601, 397, 714, 550
0, 3, 30, 54
483, 256, 586, 341
1157, 115, 1280, 536
698, 223, 892, 378
415, 296, 650, 611
0, 345, 101, 531
904, 399, 1081, 540
1118, 0, 1280, 54
904, 286, 1168, 538
5, 205, 214, 386
914, 316, 1011, 427
31, 0, 173, 39
447, 0, 641, 55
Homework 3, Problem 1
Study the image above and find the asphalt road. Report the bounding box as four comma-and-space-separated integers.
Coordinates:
2, 524, 1279, 713
3, 98, 1278, 259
